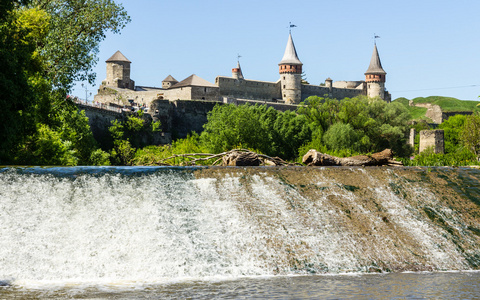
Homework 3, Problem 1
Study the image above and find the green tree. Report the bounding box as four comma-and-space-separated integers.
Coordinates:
30, 0, 130, 89
109, 112, 161, 165
438, 114, 467, 153
460, 113, 480, 158
0, 0, 130, 165
200, 104, 311, 160
323, 123, 358, 151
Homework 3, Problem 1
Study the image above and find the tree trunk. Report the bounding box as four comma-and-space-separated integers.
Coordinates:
302, 149, 403, 167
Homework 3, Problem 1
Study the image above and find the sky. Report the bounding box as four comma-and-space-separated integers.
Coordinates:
72, 0, 480, 102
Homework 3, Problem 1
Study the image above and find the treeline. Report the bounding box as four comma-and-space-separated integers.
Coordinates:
0, 0, 129, 165
124, 95, 412, 166
404, 113, 480, 166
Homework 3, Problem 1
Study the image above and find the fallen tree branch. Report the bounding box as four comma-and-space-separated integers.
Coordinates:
154, 149, 295, 166
302, 149, 403, 167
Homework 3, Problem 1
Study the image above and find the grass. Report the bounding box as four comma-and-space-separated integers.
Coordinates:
393, 96, 480, 120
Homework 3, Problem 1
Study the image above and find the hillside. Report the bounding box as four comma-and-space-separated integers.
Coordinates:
394, 96, 480, 120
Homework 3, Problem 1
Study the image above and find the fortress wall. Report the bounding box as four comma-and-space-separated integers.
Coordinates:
301, 85, 331, 100
190, 86, 221, 101
171, 100, 220, 138
95, 86, 162, 106
223, 98, 298, 112
79, 105, 122, 149
331, 87, 365, 100
165, 87, 221, 102
163, 87, 192, 101
217, 77, 281, 100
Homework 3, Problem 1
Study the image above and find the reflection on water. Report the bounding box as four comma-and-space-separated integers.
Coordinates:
2, 272, 479, 299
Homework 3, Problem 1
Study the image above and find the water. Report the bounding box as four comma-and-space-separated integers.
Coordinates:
1, 166, 480, 298
1, 272, 480, 299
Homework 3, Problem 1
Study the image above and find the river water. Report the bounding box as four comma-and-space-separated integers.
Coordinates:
1, 272, 480, 299
1, 166, 480, 299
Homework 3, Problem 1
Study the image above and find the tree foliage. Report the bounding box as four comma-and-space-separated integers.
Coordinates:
0, 0, 129, 165
460, 113, 480, 158
297, 96, 411, 156
200, 104, 311, 160
29, 0, 130, 89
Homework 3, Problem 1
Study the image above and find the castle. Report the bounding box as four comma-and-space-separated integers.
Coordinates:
94, 33, 391, 106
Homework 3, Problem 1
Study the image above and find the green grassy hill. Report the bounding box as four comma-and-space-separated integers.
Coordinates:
393, 96, 480, 120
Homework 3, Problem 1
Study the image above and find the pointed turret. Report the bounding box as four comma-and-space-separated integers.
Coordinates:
279, 33, 303, 104
365, 44, 387, 101
278, 33, 303, 73
162, 75, 178, 89
232, 61, 244, 80
106, 50, 131, 63
104, 50, 134, 89
365, 44, 386, 78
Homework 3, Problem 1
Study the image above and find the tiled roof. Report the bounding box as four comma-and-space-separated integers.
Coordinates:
162, 75, 178, 83
170, 74, 217, 88
106, 50, 131, 63
365, 45, 386, 75
279, 33, 302, 65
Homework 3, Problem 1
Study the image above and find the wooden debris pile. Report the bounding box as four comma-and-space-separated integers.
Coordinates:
156, 149, 295, 166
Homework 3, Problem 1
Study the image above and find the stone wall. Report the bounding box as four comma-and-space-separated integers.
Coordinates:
216, 76, 281, 101
301, 85, 331, 99
419, 130, 444, 154
78, 103, 122, 149
94, 85, 163, 107
223, 97, 297, 112
442, 111, 473, 122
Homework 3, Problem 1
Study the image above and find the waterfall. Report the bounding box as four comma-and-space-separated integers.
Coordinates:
1, 166, 480, 284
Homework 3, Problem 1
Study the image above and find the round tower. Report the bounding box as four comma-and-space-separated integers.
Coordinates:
279, 33, 302, 104
105, 50, 134, 89
365, 44, 386, 100
232, 61, 244, 80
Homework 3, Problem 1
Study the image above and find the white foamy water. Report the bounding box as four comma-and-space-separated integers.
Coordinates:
0, 166, 479, 293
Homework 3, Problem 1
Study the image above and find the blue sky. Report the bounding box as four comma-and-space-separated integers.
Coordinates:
72, 0, 480, 101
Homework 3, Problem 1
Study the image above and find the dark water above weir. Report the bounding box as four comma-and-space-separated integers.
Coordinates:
1, 166, 480, 298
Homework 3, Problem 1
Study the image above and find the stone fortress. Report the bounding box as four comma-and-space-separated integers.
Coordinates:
94, 32, 391, 106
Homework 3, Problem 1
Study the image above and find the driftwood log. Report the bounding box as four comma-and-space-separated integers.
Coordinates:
302, 149, 403, 167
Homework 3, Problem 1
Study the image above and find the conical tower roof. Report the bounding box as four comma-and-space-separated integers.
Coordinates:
106, 50, 131, 63
365, 45, 386, 75
279, 33, 302, 65
235, 61, 244, 78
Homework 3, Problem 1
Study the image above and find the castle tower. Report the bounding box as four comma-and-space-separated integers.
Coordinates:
279, 33, 302, 104
365, 44, 387, 100
162, 75, 178, 89
105, 50, 134, 89
232, 61, 244, 80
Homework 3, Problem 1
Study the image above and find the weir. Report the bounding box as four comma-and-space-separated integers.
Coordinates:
1, 166, 480, 284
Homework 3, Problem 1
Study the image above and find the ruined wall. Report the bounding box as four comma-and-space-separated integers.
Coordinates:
94, 86, 163, 107
419, 130, 444, 154
216, 77, 281, 101
442, 111, 474, 122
